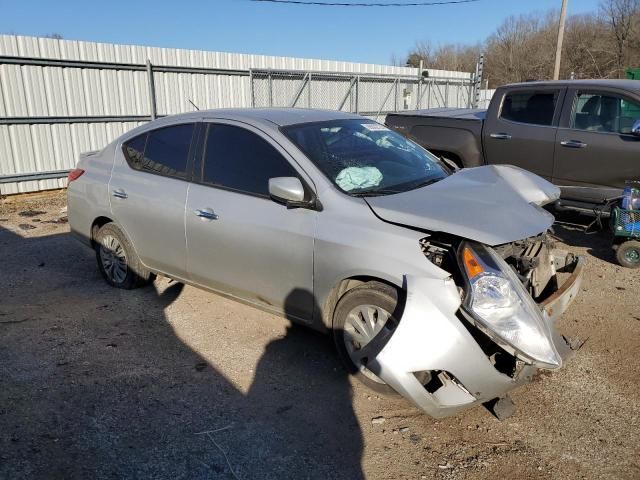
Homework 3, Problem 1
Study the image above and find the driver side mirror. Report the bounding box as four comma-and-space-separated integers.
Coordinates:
269, 177, 319, 210
632, 119, 640, 137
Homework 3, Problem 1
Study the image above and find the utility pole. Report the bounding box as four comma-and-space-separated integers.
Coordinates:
553, 0, 568, 80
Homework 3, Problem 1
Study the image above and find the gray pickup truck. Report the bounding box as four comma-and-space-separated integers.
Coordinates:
385, 79, 640, 211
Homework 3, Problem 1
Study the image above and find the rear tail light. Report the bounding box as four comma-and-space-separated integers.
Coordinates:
67, 169, 85, 182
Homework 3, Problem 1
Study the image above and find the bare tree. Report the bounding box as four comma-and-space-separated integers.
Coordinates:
406, 40, 481, 73
600, 0, 640, 77
389, 52, 405, 67
401, 2, 640, 87
484, 12, 558, 85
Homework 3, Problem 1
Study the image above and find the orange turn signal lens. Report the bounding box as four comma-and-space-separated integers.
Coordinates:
462, 247, 484, 279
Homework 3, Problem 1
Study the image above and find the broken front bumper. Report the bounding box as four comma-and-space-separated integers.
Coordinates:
368, 254, 584, 418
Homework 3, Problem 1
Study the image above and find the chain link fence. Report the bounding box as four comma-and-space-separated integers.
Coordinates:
250, 70, 476, 120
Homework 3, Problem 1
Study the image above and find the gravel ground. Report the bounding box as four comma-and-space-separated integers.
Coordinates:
0, 190, 638, 480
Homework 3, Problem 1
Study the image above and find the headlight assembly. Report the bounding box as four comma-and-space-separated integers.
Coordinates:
459, 242, 561, 369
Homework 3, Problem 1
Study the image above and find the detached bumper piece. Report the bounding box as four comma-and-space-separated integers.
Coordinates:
541, 250, 585, 324
367, 255, 584, 418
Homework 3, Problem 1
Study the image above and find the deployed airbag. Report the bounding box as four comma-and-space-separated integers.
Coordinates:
336, 166, 383, 192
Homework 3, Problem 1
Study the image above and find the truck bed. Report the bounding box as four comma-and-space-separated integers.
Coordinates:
385, 108, 486, 168
388, 108, 487, 121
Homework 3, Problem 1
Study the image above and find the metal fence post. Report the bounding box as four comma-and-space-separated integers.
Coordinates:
249, 69, 255, 108
417, 60, 424, 109
268, 72, 273, 107
394, 77, 399, 112
473, 54, 484, 108
355, 75, 360, 114
444, 80, 449, 107
146, 59, 157, 120
338, 76, 356, 112
308, 73, 312, 108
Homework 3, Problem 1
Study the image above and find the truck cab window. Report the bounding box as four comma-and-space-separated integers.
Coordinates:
572, 92, 640, 134
500, 90, 558, 126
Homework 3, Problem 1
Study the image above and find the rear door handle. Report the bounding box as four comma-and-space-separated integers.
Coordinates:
194, 208, 218, 220
560, 140, 587, 149
112, 189, 128, 199
489, 133, 512, 140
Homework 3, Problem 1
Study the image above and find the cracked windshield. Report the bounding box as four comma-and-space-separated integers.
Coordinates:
284, 120, 449, 195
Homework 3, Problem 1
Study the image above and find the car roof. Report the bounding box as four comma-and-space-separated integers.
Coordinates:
504, 79, 640, 93
157, 108, 365, 127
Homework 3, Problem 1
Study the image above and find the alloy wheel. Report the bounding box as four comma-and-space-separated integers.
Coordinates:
343, 304, 391, 384
99, 234, 128, 284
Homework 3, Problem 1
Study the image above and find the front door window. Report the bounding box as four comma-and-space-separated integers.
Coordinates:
571, 92, 640, 134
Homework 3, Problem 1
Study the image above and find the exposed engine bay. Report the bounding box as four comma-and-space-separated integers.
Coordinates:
420, 232, 577, 302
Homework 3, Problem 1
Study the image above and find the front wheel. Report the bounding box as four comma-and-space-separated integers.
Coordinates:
616, 240, 640, 269
332, 282, 400, 395
94, 223, 153, 288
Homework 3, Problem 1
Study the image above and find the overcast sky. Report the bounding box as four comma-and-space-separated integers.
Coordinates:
1, 0, 602, 65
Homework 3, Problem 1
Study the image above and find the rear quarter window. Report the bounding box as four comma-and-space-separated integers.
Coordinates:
122, 123, 195, 179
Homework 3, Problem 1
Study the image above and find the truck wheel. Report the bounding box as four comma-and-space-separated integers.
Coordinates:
616, 240, 640, 269
95, 223, 154, 288
333, 281, 400, 395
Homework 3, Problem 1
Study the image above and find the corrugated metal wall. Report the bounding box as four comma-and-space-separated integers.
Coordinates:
0, 34, 484, 195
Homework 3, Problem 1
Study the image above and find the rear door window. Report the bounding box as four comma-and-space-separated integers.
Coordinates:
123, 123, 195, 179
572, 92, 640, 134
500, 90, 559, 126
201, 124, 298, 197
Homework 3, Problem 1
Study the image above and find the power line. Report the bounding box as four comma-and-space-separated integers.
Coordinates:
249, 0, 479, 7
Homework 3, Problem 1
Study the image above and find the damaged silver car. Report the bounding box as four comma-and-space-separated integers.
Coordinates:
67, 108, 584, 418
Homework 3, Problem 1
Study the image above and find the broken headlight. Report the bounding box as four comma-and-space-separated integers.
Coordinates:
458, 241, 561, 369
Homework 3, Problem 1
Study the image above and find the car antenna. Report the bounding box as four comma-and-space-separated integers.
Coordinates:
188, 98, 200, 111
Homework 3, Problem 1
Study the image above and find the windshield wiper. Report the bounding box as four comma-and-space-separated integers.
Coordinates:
350, 188, 403, 197
406, 178, 442, 191
350, 178, 443, 197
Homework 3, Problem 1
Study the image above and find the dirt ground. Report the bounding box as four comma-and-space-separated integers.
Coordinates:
0, 189, 638, 480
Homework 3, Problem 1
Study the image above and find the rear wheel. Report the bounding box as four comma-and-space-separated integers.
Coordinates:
616, 240, 640, 269
94, 223, 153, 288
332, 282, 400, 395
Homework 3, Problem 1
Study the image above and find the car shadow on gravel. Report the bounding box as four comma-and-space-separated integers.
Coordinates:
551, 211, 617, 264
0, 225, 364, 480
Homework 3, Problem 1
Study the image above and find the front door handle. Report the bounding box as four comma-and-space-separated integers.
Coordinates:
560, 140, 587, 149
490, 132, 512, 140
112, 189, 128, 199
194, 208, 219, 220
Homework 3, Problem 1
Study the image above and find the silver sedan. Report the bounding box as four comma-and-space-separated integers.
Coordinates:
67, 108, 584, 418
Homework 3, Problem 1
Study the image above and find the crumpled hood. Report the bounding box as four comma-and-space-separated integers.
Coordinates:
365, 165, 560, 246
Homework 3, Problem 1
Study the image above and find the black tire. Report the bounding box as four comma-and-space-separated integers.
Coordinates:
332, 281, 401, 395
616, 240, 640, 269
94, 223, 153, 289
